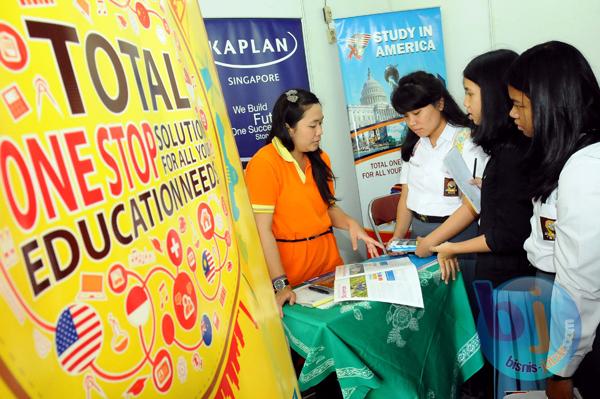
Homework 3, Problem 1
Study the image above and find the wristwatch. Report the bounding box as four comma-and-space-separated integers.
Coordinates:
272, 276, 290, 292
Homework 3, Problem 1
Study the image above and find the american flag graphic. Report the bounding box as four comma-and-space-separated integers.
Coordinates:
55, 304, 103, 374
202, 250, 216, 283
346, 34, 372, 60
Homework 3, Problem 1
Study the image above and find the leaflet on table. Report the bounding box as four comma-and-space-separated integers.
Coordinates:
443, 147, 481, 213
333, 258, 424, 307
293, 285, 335, 308
387, 238, 417, 253
292, 272, 335, 308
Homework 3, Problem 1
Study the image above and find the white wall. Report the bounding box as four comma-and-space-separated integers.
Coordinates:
198, 0, 600, 262
490, 0, 600, 74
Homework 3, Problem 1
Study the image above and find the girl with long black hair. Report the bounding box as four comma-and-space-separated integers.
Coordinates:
426, 49, 537, 398
428, 50, 534, 287
506, 41, 600, 399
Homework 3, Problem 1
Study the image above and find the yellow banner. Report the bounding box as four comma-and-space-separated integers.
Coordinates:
0, 1, 297, 398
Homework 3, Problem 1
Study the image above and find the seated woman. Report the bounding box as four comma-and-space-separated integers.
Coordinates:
245, 88, 382, 316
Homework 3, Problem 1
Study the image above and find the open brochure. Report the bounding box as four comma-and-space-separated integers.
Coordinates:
443, 147, 481, 213
333, 258, 423, 307
293, 273, 335, 308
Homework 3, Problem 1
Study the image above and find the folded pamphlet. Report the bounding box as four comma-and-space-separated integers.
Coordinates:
387, 238, 417, 253
293, 273, 336, 308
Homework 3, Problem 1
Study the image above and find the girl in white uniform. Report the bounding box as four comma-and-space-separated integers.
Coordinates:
507, 41, 600, 399
389, 71, 488, 289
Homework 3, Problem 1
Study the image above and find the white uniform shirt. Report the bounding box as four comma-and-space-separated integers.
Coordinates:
541, 142, 600, 377
524, 190, 557, 272
399, 123, 488, 216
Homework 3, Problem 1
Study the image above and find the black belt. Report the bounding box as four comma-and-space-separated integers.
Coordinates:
276, 227, 333, 243
413, 212, 449, 224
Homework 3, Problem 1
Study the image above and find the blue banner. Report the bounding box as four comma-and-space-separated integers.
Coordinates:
334, 8, 447, 229
205, 19, 310, 162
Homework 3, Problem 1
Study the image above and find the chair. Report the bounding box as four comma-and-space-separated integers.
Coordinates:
367, 192, 401, 251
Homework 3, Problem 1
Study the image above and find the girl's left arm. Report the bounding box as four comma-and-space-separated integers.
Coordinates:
430, 235, 491, 283
550, 153, 600, 378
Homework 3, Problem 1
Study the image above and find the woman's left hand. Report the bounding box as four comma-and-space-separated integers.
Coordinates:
430, 242, 460, 284
348, 220, 384, 258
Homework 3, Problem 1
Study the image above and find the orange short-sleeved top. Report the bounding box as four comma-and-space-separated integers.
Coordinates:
245, 137, 343, 285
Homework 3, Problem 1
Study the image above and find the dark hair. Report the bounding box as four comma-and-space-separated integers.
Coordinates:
267, 88, 337, 205
391, 71, 470, 161
463, 49, 520, 155
507, 41, 600, 201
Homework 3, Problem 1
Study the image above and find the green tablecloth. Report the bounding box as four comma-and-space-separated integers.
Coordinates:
282, 259, 484, 399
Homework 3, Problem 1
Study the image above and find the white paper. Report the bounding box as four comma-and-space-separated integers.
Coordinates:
503, 389, 582, 399
443, 147, 481, 213
293, 284, 334, 308
333, 258, 424, 308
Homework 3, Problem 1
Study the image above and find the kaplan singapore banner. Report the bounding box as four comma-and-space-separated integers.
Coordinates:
335, 8, 447, 231
205, 19, 310, 163
0, 1, 298, 398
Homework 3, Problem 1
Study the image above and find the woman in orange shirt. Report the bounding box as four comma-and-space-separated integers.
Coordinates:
245, 89, 382, 315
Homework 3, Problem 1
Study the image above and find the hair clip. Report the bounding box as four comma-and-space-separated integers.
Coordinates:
285, 89, 299, 103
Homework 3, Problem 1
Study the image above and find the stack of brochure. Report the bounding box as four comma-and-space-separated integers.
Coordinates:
387, 238, 417, 253
333, 258, 423, 307
293, 273, 335, 308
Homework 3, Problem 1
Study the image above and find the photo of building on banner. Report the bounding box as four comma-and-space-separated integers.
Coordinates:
335, 8, 447, 237
205, 18, 310, 164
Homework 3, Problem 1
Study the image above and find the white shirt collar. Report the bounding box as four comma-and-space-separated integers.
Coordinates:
424, 122, 456, 148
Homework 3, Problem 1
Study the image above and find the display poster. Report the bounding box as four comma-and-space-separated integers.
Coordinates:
335, 8, 447, 236
205, 18, 310, 163
0, 1, 297, 398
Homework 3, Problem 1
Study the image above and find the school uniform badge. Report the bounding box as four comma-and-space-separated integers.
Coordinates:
540, 216, 556, 241
443, 178, 458, 197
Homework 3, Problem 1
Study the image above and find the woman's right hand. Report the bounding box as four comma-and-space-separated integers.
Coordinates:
275, 286, 296, 318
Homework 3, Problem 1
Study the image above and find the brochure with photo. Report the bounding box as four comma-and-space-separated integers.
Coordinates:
333, 258, 424, 307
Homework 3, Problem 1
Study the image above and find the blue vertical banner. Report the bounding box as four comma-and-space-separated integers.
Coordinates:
335, 8, 447, 233
205, 19, 310, 162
